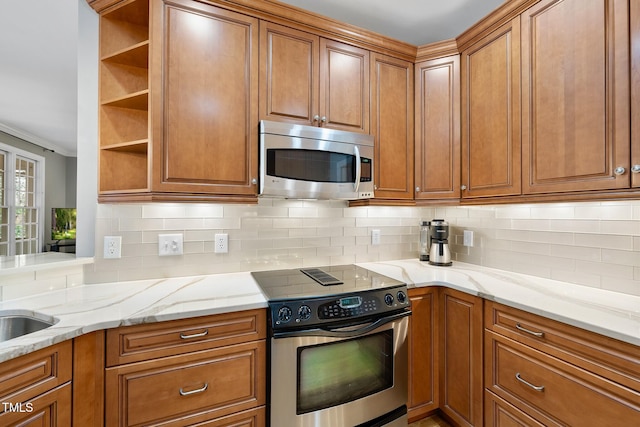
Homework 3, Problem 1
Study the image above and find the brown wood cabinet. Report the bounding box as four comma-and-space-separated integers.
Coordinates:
484, 301, 640, 426
370, 53, 414, 201
632, 0, 640, 188
98, 0, 259, 202
521, 0, 631, 194
260, 21, 370, 134
415, 55, 460, 202
104, 309, 266, 426
0, 342, 72, 425
461, 17, 522, 199
439, 288, 484, 427
407, 287, 439, 422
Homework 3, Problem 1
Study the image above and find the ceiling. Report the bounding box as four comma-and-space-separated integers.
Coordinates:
0, 0, 505, 158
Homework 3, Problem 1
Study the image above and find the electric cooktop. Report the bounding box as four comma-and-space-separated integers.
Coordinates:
251, 264, 405, 301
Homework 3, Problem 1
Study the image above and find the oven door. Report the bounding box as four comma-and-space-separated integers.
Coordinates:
269, 311, 410, 427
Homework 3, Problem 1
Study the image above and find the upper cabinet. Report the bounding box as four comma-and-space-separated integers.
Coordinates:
98, 0, 259, 202
415, 54, 460, 202
260, 21, 370, 133
630, 0, 640, 188
370, 53, 414, 201
460, 17, 522, 199
521, 0, 630, 194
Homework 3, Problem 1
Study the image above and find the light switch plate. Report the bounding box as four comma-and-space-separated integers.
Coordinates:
158, 233, 184, 256
463, 230, 474, 247
372, 229, 381, 245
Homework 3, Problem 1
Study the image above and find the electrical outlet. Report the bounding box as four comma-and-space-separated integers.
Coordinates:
215, 233, 228, 253
463, 230, 474, 247
371, 229, 381, 246
158, 233, 184, 256
104, 236, 122, 259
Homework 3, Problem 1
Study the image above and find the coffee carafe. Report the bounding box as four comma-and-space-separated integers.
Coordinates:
428, 219, 452, 266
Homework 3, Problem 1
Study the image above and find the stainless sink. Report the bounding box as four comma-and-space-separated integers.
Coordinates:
0, 313, 56, 342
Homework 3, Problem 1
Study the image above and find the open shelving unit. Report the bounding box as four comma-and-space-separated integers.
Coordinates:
98, 0, 149, 194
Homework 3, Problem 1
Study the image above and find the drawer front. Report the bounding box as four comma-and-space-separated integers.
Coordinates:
106, 309, 266, 366
105, 340, 266, 427
485, 301, 640, 392
0, 341, 72, 406
0, 382, 72, 426
187, 406, 265, 427
486, 331, 640, 426
484, 390, 548, 427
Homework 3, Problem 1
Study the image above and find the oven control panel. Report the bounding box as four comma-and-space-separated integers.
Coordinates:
269, 285, 409, 330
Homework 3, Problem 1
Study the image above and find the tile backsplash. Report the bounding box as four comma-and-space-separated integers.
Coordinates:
86, 199, 640, 296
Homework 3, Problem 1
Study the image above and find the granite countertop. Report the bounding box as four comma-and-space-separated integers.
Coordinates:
0, 259, 638, 363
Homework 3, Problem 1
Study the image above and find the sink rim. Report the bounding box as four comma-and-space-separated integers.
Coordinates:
0, 310, 59, 342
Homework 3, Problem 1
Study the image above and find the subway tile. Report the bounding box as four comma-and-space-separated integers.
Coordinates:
600, 220, 640, 236
550, 244, 601, 262
575, 260, 634, 280
142, 204, 186, 219
601, 249, 640, 267
575, 233, 634, 250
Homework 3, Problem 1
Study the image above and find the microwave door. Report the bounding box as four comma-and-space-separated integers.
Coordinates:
354, 145, 361, 193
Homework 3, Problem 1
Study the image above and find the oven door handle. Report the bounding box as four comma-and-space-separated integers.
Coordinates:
272, 310, 411, 339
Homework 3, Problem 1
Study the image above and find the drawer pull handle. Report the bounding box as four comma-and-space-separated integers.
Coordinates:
516, 373, 545, 392
179, 383, 209, 396
180, 329, 209, 340
516, 323, 544, 337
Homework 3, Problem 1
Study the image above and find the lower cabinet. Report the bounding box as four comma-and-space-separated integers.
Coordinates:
484, 301, 640, 426
407, 287, 439, 421
0, 341, 72, 426
439, 288, 484, 427
104, 309, 267, 427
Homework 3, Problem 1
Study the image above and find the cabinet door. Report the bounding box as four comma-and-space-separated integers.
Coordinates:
0, 384, 71, 426
407, 287, 439, 422
415, 56, 460, 201
521, 0, 630, 193
632, 0, 640, 188
259, 21, 319, 126
320, 39, 370, 133
371, 53, 414, 200
461, 18, 521, 198
152, 0, 259, 196
440, 288, 483, 427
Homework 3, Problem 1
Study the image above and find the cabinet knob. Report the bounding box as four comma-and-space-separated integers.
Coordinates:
321, 116, 327, 123
461, 185, 467, 190
614, 166, 626, 176
415, 186, 420, 192
632, 164, 640, 174
251, 178, 257, 185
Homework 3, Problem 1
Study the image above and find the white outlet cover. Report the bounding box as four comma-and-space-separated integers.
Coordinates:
372, 229, 381, 245
158, 233, 184, 256
463, 230, 474, 247
215, 233, 228, 253
104, 236, 122, 259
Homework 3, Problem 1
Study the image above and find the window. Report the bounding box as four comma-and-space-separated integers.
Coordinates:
0, 143, 44, 256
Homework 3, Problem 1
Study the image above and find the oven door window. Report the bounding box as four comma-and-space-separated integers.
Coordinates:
296, 330, 394, 414
267, 148, 372, 183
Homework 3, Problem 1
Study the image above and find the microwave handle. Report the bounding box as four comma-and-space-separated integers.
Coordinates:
354, 145, 361, 192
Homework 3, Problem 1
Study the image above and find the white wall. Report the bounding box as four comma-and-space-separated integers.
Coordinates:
76, 0, 98, 257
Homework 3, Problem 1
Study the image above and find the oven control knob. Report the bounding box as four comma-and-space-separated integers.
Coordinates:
277, 306, 292, 323
384, 293, 394, 306
298, 305, 312, 320
397, 291, 407, 304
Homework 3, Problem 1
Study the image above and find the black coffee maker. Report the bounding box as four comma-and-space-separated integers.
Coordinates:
428, 219, 452, 266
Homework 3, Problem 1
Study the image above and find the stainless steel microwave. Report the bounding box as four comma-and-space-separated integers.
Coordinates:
259, 120, 375, 200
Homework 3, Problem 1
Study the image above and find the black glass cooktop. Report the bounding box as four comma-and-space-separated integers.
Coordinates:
251, 264, 405, 301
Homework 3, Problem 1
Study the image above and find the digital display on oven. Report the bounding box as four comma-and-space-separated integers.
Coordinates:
338, 296, 362, 309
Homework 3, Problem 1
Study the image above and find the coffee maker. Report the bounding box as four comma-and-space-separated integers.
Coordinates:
429, 219, 452, 266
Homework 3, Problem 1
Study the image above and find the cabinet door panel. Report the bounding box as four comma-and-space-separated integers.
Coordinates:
153, 0, 258, 195
371, 53, 414, 199
521, 0, 630, 193
415, 56, 460, 200
259, 22, 319, 125
631, 0, 640, 188
461, 19, 521, 198
320, 39, 369, 133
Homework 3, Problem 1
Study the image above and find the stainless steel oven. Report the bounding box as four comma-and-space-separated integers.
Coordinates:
252, 265, 411, 427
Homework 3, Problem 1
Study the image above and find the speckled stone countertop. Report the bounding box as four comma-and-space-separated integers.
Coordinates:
0, 259, 638, 363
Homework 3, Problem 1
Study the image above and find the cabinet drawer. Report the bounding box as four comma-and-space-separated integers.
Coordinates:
0, 382, 71, 426
106, 309, 266, 366
189, 406, 265, 427
105, 340, 266, 427
485, 301, 640, 392
484, 390, 546, 427
486, 331, 640, 426
0, 341, 72, 407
